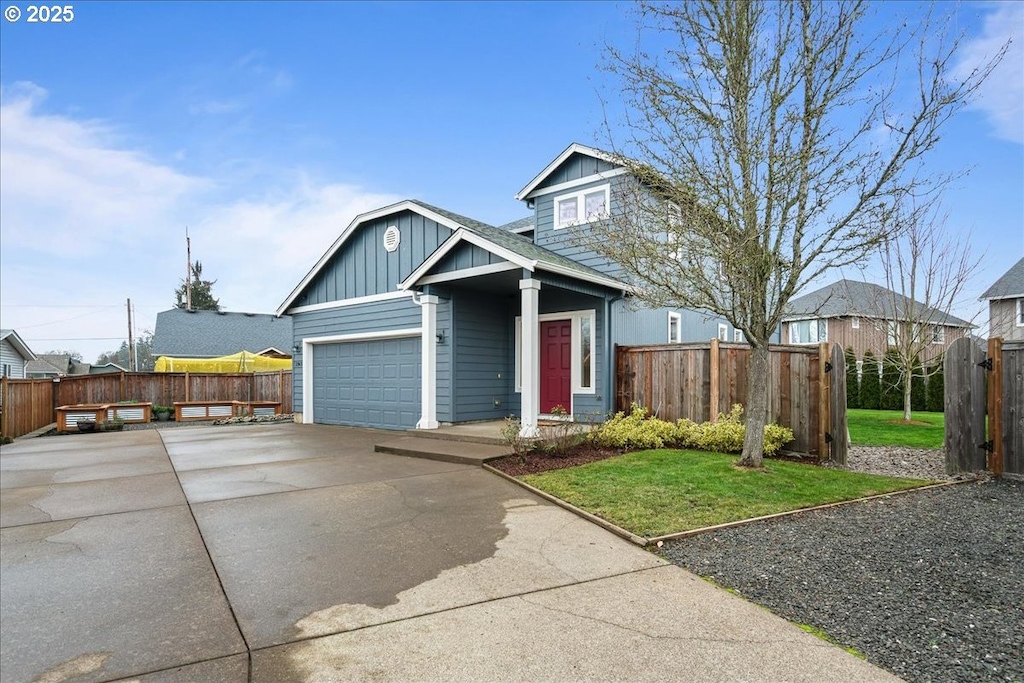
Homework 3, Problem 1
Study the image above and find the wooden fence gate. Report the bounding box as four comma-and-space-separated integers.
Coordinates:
615, 340, 848, 463
944, 337, 1022, 477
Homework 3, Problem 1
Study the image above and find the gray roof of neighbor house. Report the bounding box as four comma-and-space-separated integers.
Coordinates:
981, 256, 1024, 300
784, 279, 972, 327
26, 354, 73, 376
0, 329, 36, 360
153, 309, 293, 358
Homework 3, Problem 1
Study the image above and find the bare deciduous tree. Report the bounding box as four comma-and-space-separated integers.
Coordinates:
586, 0, 1004, 466
872, 199, 982, 422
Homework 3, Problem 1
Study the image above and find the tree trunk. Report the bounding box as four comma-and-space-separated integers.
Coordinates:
739, 342, 769, 467
903, 375, 912, 422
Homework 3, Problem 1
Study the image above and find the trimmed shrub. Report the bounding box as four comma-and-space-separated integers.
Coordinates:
859, 350, 881, 409
911, 356, 927, 412
845, 347, 860, 409
881, 349, 904, 411
926, 358, 944, 412
590, 403, 794, 457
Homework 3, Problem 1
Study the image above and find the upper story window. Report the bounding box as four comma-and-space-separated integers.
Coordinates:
931, 326, 946, 344
554, 184, 610, 230
789, 319, 827, 344
734, 329, 745, 343
851, 316, 860, 329
668, 312, 681, 343
887, 321, 900, 347
1017, 299, 1024, 326
718, 323, 729, 342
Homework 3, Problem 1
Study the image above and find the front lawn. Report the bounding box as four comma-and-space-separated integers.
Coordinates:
846, 409, 945, 449
521, 449, 932, 537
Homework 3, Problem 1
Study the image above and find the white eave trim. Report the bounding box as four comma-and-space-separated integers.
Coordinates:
984, 293, 1024, 302
536, 262, 634, 293
276, 200, 465, 316
515, 143, 622, 201
400, 229, 536, 290
302, 327, 422, 345
522, 168, 628, 201
285, 290, 414, 315
0, 330, 36, 361
417, 262, 521, 285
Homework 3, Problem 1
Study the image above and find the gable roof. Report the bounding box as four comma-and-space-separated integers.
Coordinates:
400, 201, 631, 293
784, 279, 972, 327
153, 308, 294, 358
0, 329, 36, 361
981, 256, 1024, 300
499, 216, 535, 234
514, 142, 621, 201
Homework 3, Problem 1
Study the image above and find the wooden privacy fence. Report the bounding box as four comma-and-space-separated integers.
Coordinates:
945, 337, 1022, 477
0, 378, 57, 440
0, 371, 292, 439
615, 340, 848, 462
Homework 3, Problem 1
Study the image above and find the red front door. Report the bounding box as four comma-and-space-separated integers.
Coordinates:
540, 320, 572, 414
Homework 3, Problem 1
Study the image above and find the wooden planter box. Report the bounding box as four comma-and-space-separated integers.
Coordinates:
172, 401, 281, 422
56, 403, 152, 433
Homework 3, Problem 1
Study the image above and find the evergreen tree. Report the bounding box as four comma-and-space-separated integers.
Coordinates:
926, 357, 945, 412
911, 356, 927, 412
175, 261, 221, 311
845, 347, 860, 409
881, 349, 904, 411
96, 331, 155, 371
859, 351, 881, 410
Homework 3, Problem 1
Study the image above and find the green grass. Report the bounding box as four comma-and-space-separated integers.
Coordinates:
846, 409, 945, 449
522, 449, 932, 537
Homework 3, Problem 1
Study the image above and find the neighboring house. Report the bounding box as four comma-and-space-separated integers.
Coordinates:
0, 329, 36, 379
782, 279, 972, 363
152, 309, 294, 359
276, 143, 743, 434
89, 362, 129, 375
981, 256, 1024, 341
25, 353, 91, 378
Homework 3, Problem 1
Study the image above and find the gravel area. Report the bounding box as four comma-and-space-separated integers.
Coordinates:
660, 478, 1024, 683
836, 445, 959, 481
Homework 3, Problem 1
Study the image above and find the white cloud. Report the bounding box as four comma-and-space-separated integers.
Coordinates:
0, 82, 399, 361
954, 2, 1024, 144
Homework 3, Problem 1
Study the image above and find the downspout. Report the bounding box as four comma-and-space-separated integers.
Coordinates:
604, 291, 627, 418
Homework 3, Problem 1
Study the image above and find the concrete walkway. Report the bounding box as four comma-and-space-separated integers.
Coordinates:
0, 424, 900, 682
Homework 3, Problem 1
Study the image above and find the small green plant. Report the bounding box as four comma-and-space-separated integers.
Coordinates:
538, 405, 589, 455
152, 404, 172, 415
98, 416, 125, 432
500, 416, 534, 464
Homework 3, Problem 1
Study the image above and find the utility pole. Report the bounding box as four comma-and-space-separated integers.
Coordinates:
186, 227, 192, 311
126, 297, 135, 372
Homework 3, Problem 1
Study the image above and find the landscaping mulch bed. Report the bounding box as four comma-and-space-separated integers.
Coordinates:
660, 478, 1024, 683
487, 446, 623, 476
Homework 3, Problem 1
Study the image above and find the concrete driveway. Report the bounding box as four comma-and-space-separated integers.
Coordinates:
0, 424, 899, 682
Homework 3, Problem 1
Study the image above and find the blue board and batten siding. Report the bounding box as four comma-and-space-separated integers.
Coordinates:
433, 242, 506, 275
451, 291, 513, 421
533, 153, 619, 192
292, 211, 451, 307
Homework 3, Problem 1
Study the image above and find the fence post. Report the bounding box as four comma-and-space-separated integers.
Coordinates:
988, 337, 1003, 477
119, 372, 126, 402
817, 342, 830, 461
828, 343, 849, 466
1, 376, 8, 437
944, 337, 987, 475
709, 338, 720, 422
185, 371, 191, 402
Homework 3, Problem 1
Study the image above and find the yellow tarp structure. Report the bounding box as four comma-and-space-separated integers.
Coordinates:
154, 351, 292, 373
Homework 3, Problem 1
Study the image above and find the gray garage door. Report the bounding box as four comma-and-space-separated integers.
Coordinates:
311, 337, 421, 429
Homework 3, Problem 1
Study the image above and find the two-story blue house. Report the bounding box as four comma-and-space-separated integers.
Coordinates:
277, 144, 740, 436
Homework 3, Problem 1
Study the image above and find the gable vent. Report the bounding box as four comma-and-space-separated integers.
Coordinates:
383, 225, 400, 253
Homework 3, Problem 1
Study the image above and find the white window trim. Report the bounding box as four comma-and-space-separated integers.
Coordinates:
718, 323, 729, 342
932, 326, 946, 344
553, 184, 610, 230
668, 312, 682, 343
515, 309, 596, 399
788, 318, 828, 345
733, 329, 744, 343
851, 316, 860, 329
1017, 299, 1024, 327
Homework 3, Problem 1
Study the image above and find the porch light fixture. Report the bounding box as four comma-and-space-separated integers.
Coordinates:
436, 331, 445, 344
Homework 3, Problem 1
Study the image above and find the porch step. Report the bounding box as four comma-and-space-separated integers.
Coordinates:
405, 429, 508, 447
375, 436, 512, 466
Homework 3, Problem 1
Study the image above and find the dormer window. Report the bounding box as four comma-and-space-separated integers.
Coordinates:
554, 184, 610, 229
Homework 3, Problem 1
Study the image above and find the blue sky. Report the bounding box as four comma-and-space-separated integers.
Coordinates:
1, 1, 1021, 362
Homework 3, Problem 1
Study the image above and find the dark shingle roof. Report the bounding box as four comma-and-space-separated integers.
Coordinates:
153, 309, 293, 358
499, 216, 535, 233
785, 279, 972, 327
981, 257, 1024, 300
410, 200, 626, 289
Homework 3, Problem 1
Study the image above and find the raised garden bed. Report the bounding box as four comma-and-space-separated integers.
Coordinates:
57, 403, 152, 433
173, 400, 281, 422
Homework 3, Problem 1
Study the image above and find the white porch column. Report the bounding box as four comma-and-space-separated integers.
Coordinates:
301, 340, 314, 424
417, 294, 439, 429
519, 278, 541, 437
